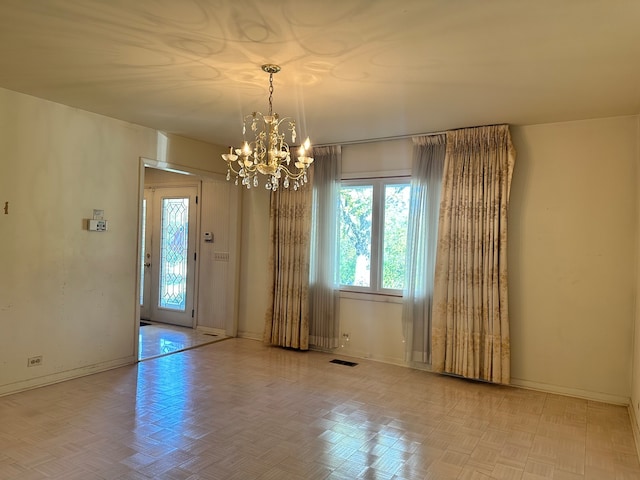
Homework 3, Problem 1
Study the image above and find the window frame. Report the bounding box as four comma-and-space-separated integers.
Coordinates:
338, 176, 411, 297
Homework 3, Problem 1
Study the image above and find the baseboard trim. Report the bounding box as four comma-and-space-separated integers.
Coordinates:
511, 377, 629, 406
0, 356, 137, 398
629, 403, 640, 462
196, 326, 226, 337
238, 331, 263, 341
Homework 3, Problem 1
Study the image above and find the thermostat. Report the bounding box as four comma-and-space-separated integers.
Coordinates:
88, 219, 108, 231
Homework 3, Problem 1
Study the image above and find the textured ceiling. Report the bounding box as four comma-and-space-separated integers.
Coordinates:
0, 0, 639, 146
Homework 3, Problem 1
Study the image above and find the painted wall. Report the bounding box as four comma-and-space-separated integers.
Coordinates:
0, 87, 157, 395
198, 176, 237, 334
509, 117, 638, 404
165, 133, 228, 176
237, 185, 271, 340
0, 88, 233, 396
236, 118, 639, 404
630, 117, 640, 433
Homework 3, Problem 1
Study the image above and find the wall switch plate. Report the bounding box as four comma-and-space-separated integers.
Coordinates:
213, 252, 229, 261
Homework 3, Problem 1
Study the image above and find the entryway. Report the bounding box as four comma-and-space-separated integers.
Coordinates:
136, 159, 241, 362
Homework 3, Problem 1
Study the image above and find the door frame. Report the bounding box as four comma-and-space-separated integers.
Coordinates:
134, 157, 242, 360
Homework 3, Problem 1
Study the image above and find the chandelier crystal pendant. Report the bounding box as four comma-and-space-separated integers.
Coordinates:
222, 64, 314, 191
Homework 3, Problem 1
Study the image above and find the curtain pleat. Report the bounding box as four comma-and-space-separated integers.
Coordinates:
309, 146, 341, 349
263, 173, 313, 350
431, 125, 515, 384
402, 135, 446, 364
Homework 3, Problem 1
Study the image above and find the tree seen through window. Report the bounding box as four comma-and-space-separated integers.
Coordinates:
338, 180, 410, 293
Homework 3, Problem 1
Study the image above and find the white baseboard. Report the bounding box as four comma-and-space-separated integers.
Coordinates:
629, 403, 640, 462
196, 326, 227, 337
238, 331, 263, 341
511, 377, 630, 406
0, 356, 137, 398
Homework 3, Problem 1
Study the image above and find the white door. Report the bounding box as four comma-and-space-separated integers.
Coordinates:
140, 186, 198, 327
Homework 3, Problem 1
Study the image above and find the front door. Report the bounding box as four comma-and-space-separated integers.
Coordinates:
140, 186, 198, 327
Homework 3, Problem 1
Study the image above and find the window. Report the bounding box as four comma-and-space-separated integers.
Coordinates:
338, 178, 411, 294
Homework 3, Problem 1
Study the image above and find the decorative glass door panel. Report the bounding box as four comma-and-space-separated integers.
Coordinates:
159, 197, 189, 311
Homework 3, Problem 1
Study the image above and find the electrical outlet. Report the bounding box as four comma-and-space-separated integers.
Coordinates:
27, 356, 42, 367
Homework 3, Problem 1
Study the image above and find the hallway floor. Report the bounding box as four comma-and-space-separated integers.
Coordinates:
0, 338, 639, 479
138, 322, 227, 361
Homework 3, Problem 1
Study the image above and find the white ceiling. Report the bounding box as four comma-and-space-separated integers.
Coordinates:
1, 0, 639, 146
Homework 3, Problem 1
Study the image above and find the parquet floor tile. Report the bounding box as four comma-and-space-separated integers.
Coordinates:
0, 338, 639, 479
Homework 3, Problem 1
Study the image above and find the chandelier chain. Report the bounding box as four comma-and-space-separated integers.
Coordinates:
268, 73, 274, 116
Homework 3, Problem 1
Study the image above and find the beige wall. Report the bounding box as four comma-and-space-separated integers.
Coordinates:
631, 117, 640, 430
0, 87, 157, 394
165, 133, 228, 175
510, 117, 638, 403
0, 88, 234, 396
236, 118, 639, 404
237, 186, 272, 339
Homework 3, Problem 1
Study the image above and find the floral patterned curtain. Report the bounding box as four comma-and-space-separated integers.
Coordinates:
431, 125, 515, 384
263, 174, 314, 350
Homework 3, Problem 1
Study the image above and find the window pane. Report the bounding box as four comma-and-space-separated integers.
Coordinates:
382, 184, 410, 290
339, 185, 372, 287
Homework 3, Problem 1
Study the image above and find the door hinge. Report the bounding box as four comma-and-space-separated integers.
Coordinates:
191, 309, 194, 318
194, 252, 197, 261
195, 195, 198, 204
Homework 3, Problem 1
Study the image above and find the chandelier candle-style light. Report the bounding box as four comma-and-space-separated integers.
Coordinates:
222, 64, 313, 191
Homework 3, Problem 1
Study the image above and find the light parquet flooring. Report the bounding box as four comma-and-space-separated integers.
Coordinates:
0, 338, 639, 479
139, 323, 227, 361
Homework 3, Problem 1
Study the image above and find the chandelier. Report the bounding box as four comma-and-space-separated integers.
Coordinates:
222, 64, 314, 191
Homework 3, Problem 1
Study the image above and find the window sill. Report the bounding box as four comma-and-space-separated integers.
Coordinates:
338, 290, 403, 304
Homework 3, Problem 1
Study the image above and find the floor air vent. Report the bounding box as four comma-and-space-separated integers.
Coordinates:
330, 359, 358, 367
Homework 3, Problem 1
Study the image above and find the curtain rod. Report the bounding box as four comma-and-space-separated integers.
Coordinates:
314, 130, 447, 148
313, 123, 507, 148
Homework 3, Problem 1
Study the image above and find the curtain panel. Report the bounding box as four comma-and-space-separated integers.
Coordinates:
432, 125, 515, 384
309, 146, 342, 349
263, 172, 314, 350
402, 135, 446, 364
